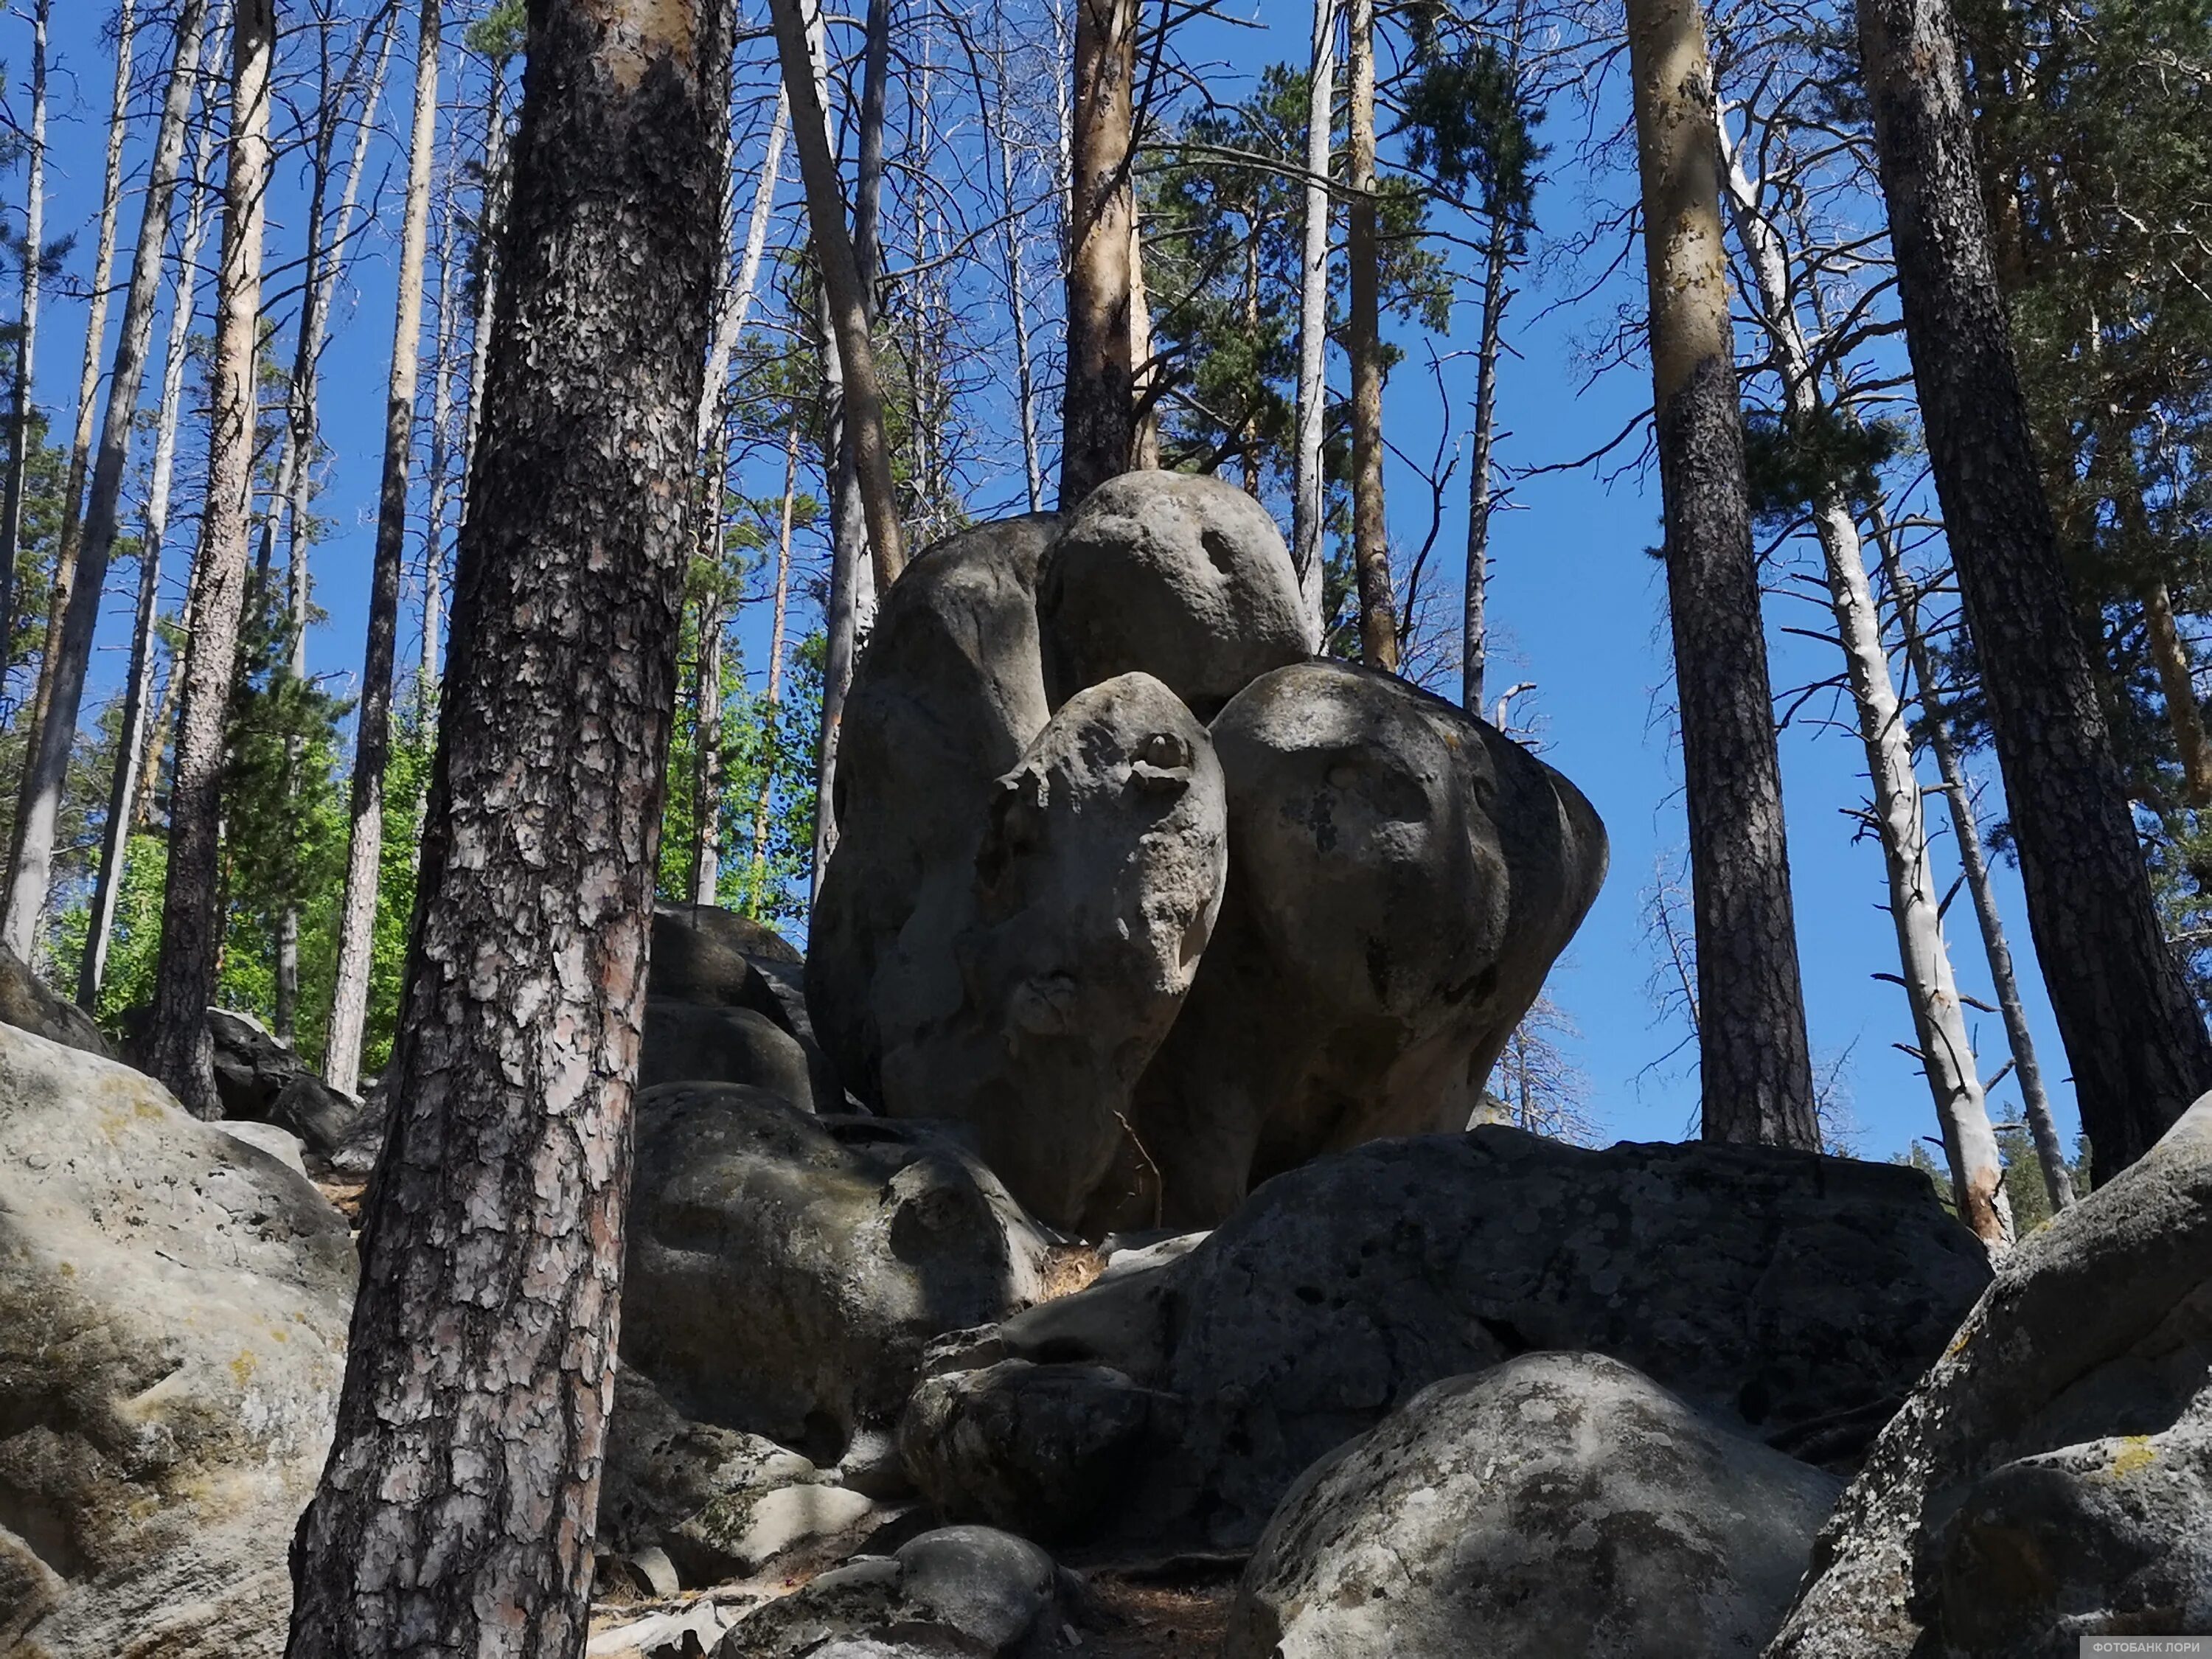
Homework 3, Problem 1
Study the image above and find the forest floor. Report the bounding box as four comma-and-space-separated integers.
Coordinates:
1078, 1561, 1239, 1656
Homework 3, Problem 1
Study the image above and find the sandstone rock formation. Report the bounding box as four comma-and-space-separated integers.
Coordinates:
1227, 1352, 1843, 1658
202, 1005, 369, 1155
649, 905, 839, 1107
0, 947, 108, 1059
900, 1125, 1989, 1550
620, 1082, 1058, 1465
641, 999, 828, 1110
0, 1023, 355, 1659
1768, 1090, 2212, 1658
1034, 470, 1311, 717
1117, 658, 1609, 1228
876, 672, 1229, 1231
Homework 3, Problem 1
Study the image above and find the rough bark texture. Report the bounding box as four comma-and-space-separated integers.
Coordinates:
1856, 0, 2212, 1178
1290, 0, 1335, 647
145, 0, 275, 1121
748, 425, 799, 889
282, 0, 730, 1652
2141, 578, 2212, 807
0, 0, 47, 678
326, 0, 442, 1097
1346, 0, 1397, 672
1627, 0, 1816, 1148
1462, 212, 1509, 715
1058, 0, 1137, 507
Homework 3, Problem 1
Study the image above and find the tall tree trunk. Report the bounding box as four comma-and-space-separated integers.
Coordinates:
1462, 209, 1511, 715
461, 65, 512, 511
1059, 0, 1137, 506
691, 570, 724, 907
144, 0, 276, 1121
325, 0, 442, 1098
1129, 205, 1161, 470
0, 0, 50, 701
1719, 115, 2011, 1248
1854, 0, 2212, 1178
1875, 507, 2078, 1212
1346, 0, 1397, 670
1627, 0, 1816, 1147
1291, 0, 1335, 647
420, 167, 465, 720
283, 0, 729, 1649
768, 0, 903, 588
1, 0, 211, 964
980, 15, 1046, 512
2139, 575, 2212, 808
694, 88, 789, 461
749, 420, 800, 896
81, 10, 225, 1012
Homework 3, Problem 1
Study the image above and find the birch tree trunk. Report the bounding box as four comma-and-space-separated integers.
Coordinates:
81, 10, 225, 1012
1291, 0, 1335, 647
1, 0, 211, 964
1854, 0, 2212, 1178
1627, 0, 1816, 1147
144, 0, 276, 1121
284, 0, 730, 1649
1059, 0, 1138, 507
0, 0, 50, 700
1719, 116, 2011, 1249
1346, 0, 1398, 671
325, 0, 442, 1097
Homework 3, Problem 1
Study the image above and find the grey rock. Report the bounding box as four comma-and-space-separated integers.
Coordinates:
902, 1127, 1989, 1551
0, 1023, 355, 1659
211, 1118, 309, 1176
1118, 659, 1609, 1230
0, 948, 109, 1060
1035, 470, 1311, 719
201, 1005, 368, 1155
651, 905, 841, 1103
716, 1526, 1079, 1658
1767, 1092, 2212, 1659
640, 1000, 829, 1111
877, 673, 1228, 1231
621, 1083, 1057, 1458
1226, 1352, 1843, 1659
808, 515, 1062, 1108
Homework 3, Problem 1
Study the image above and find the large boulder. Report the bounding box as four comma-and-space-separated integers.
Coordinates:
0, 948, 109, 1060
1767, 1093, 2212, 1659
808, 516, 1062, 1106
650, 905, 840, 1106
641, 999, 831, 1111
876, 673, 1229, 1232
1034, 470, 1311, 718
1227, 1352, 1843, 1658
201, 1005, 369, 1155
1117, 660, 1608, 1228
0, 1023, 355, 1659
620, 1082, 1057, 1466
900, 1126, 1989, 1551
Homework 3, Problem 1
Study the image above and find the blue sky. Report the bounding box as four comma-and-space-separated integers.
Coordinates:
8, 0, 2084, 1166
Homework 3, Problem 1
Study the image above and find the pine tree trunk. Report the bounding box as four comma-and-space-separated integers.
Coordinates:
1291, 0, 1335, 647
0, 0, 50, 702
982, 17, 1045, 512
144, 0, 275, 1121
749, 422, 800, 897
1, 0, 210, 964
326, 0, 441, 1097
283, 0, 729, 1649
1463, 210, 1510, 715
461, 70, 511, 509
768, 0, 903, 588
1855, 0, 2212, 1178
694, 86, 788, 462
1627, 0, 1816, 1147
420, 170, 465, 720
1346, 0, 1397, 671
1129, 205, 1161, 470
82, 52, 221, 1012
2138, 577, 2212, 809
692, 574, 724, 907
1059, 0, 1137, 507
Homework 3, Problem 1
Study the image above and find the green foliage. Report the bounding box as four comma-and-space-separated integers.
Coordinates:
1995, 1124, 2094, 1232
464, 0, 526, 63
1740, 408, 1908, 532
46, 833, 167, 1029
1400, 10, 1545, 239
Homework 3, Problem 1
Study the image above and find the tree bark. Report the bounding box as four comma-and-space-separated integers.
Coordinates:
1627, 0, 1816, 1147
694, 87, 788, 460
1719, 114, 2010, 1247
81, 10, 225, 1012
1, 0, 210, 964
461, 63, 512, 514
768, 0, 903, 588
1058, 0, 1138, 507
325, 0, 442, 1098
691, 571, 724, 907
144, 0, 275, 1121
0, 0, 49, 703
1291, 0, 1335, 647
283, 0, 729, 1650
1855, 0, 2212, 1178
748, 421, 800, 897
420, 167, 466, 720
1462, 209, 1511, 715
1346, 0, 1397, 671
2138, 576, 2212, 809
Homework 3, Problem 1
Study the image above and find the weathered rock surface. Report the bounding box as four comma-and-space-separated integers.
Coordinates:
622, 1083, 1057, 1462
877, 673, 1228, 1231
716, 1526, 1082, 1658
1035, 470, 1310, 719
651, 905, 840, 1105
0, 949, 109, 1060
1768, 1092, 2212, 1659
641, 1000, 830, 1111
807, 515, 1062, 1107
1228, 1352, 1842, 1658
902, 1126, 1989, 1550
0, 1023, 355, 1659
202, 1005, 369, 1155
1117, 659, 1609, 1229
